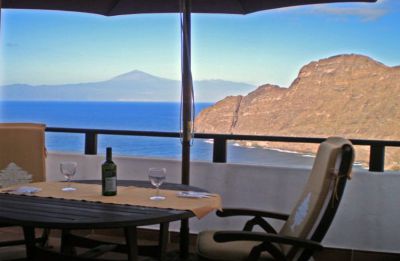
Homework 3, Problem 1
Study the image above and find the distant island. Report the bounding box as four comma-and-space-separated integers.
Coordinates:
195, 54, 400, 170
0, 70, 254, 103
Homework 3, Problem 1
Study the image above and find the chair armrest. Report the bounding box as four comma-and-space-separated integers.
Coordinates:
214, 231, 323, 251
217, 208, 289, 220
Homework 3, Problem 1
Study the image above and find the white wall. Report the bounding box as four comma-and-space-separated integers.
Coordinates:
47, 152, 400, 254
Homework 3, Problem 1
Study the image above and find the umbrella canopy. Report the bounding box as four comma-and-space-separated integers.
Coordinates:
2, 0, 376, 15
0, 0, 377, 186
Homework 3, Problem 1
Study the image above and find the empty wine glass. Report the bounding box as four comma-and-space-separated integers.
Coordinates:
148, 168, 166, 201
60, 162, 77, 191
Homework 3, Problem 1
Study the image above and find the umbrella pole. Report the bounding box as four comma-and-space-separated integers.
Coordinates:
0, 0, 2, 34
181, 0, 192, 186
180, 0, 192, 258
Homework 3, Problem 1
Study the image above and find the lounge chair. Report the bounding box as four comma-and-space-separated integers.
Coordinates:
197, 137, 355, 261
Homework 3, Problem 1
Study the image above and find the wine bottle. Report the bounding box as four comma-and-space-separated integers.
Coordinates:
102, 147, 117, 196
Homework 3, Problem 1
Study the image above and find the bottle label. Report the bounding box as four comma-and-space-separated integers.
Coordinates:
105, 177, 117, 192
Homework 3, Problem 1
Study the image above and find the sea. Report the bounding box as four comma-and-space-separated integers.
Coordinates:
0, 101, 315, 168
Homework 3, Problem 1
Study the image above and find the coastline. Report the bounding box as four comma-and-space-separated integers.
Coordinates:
229, 140, 393, 171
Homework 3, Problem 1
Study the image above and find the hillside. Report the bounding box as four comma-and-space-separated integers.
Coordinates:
195, 54, 400, 170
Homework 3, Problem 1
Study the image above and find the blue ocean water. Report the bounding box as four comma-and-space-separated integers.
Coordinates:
0, 101, 315, 167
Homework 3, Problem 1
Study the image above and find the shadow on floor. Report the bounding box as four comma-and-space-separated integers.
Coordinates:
0, 227, 199, 261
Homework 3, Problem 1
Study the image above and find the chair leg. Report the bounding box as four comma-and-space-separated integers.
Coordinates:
0, 227, 49, 248
0, 239, 27, 247
38, 228, 51, 247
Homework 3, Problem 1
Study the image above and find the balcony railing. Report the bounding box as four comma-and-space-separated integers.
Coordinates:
46, 127, 400, 172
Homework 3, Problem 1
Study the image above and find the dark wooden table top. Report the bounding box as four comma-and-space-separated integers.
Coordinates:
0, 180, 205, 229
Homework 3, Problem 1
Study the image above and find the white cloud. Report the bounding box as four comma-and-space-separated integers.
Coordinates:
264, 0, 391, 21
6, 42, 19, 48
311, 5, 388, 21
310, 0, 400, 21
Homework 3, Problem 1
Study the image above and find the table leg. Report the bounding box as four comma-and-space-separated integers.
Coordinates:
38, 228, 50, 248
180, 218, 189, 259
124, 226, 138, 261
23, 226, 36, 260
60, 229, 76, 256
159, 222, 169, 261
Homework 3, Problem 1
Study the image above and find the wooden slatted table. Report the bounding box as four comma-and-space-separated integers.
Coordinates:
0, 180, 208, 261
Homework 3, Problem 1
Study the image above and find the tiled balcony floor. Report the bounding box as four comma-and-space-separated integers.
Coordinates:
0, 227, 197, 261
1, 227, 399, 261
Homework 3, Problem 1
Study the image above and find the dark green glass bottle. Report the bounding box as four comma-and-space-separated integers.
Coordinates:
102, 147, 117, 196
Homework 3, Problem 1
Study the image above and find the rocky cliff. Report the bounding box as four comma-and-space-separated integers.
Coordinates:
195, 54, 400, 170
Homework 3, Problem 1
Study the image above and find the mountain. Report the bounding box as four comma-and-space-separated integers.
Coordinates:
195, 54, 400, 170
0, 70, 254, 102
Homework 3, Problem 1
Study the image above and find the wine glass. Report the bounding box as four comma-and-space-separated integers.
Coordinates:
60, 162, 77, 191
148, 168, 166, 200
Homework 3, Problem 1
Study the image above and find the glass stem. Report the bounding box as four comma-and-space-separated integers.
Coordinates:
156, 186, 160, 197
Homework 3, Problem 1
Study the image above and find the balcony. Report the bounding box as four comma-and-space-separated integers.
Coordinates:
1, 128, 400, 260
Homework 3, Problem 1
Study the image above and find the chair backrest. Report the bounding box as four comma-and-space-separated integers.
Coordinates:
0, 123, 46, 187
278, 137, 354, 260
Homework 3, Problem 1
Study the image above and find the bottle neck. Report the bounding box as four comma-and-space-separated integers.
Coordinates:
106, 148, 112, 162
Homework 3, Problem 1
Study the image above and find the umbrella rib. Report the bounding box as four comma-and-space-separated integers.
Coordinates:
106, 0, 122, 16
236, 0, 248, 14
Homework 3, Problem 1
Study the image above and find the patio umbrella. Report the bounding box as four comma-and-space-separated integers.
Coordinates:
1, 0, 377, 186
1, 0, 377, 15
0, 0, 377, 256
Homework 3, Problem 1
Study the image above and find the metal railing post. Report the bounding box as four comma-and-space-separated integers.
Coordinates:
213, 138, 227, 163
369, 144, 385, 172
85, 132, 98, 155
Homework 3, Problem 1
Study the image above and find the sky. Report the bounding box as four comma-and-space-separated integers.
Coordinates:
0, 0, 399, 88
